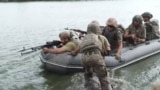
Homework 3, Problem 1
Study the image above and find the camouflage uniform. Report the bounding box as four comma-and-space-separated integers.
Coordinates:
144, 21, 160, 40
150, 19, 160, 39
126, 24, 146, 38
117, 24, 126, 35
141, 12, 160, 40
81, 23, 112, 90
103, 26, 122, 54
63, 41, 76, 52
103, 18, 123, 55
125, 25, 146, 44
125, 15, 146, 44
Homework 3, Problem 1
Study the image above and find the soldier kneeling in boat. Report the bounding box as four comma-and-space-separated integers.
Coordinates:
43, 31, 77, 54
102, 18, 123, 60
124, 15, 146, 45
141, 12, 160, 40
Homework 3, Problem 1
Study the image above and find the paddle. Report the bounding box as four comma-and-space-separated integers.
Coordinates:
19, 40, 62, 55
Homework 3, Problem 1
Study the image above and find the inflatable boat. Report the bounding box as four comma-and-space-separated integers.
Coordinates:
39, 39, 160, 74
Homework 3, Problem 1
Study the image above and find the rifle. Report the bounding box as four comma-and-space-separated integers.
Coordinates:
65, 26, 105, 34
64, 28, 87, 34
19, 40, 62, 55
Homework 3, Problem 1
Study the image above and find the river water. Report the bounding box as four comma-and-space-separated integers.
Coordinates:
0, 0, 160, 90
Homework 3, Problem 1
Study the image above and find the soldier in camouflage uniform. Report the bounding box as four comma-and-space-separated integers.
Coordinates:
102, 18, 123, 60
43, 31, 77, 54
124, 15, 146, 44
141, 12, 160, 40
80, 22, 112, 90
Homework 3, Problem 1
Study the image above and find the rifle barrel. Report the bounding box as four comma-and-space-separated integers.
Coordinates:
65, 28, 87, 34
19, 40, 61, 53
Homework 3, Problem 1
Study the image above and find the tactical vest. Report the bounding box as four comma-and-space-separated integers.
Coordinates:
80, 33, 102, 53
103, 26, 118, 50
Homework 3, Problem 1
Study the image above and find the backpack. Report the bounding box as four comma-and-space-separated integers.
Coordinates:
80, 33, 102, 53
145, 20, 160, 40
150, 20, 160, 39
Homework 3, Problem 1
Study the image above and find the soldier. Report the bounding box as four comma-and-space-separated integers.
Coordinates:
79, 22, 112, 90
102, 18, 123, 60
141, 12, 160, 40
43, 31, 77, 54
124, 15, 146, 45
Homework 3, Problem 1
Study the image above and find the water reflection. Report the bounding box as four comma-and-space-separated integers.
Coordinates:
66, 73, 132, 90
39, 71, 72, 90
114, 53, 160, 90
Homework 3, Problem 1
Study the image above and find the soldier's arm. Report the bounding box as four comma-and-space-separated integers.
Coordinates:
43, 46, 68, 54
136, 28, 146, 43
71, 46, 80, 56
103, 36, 111, 51
116, 31, 123, 55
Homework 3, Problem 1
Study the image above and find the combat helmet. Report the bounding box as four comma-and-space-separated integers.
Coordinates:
59, 31, 72, 39
87, 22, 101, 34
141, 12, 153, 19
91, 20, 100, 25
106, 18, 118, 27
132, 15, 143, 24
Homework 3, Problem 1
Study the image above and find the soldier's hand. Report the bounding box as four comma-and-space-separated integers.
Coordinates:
115, 53, 121, 60
43, 47, 49, 53
131, 34, 136, 39
70, 51, 77, 56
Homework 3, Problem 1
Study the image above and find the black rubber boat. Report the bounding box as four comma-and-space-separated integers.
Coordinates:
39, 39, 160, 74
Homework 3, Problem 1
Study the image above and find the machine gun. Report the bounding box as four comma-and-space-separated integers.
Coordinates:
19, 40, 62, 55
65, 26, 105, 34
